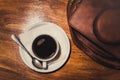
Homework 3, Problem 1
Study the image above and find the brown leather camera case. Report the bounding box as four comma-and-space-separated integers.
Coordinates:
67, 0, 120, 69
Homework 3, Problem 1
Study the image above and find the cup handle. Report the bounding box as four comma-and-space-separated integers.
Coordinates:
42, 61, 48, 69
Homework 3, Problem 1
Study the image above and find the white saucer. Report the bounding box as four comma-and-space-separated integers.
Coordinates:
19, 22, 70, 73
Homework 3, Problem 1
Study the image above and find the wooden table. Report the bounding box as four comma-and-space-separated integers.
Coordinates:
0, 0, 120, 80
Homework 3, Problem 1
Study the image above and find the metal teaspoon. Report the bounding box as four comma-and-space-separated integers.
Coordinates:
11, 34, 47, 69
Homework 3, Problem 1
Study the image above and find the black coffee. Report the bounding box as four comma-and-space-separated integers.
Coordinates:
32, 35, 57, 59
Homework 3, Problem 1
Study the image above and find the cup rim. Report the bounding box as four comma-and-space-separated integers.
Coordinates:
31, 34, 59, 62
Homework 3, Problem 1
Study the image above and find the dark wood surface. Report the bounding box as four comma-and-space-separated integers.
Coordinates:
0, 0, 120, 80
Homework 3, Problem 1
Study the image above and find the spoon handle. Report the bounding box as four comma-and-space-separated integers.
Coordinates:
11, 34, 33, 58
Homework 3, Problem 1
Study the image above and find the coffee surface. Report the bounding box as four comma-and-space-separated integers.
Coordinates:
32, 35, 57, 59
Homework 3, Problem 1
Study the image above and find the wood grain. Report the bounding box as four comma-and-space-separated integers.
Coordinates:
0, 0, 120, 80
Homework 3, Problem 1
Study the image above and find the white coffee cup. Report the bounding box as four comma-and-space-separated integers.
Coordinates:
31, 34, 59, 69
